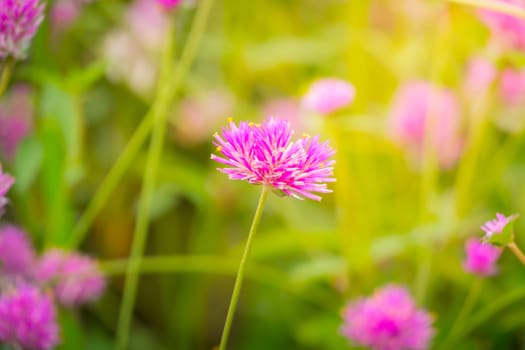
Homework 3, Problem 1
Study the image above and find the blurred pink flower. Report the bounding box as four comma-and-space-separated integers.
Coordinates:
464, 57, 497, 97
301, 78, 355, 115
463, 238, 502, 277
36, 249, 106, 307
156, 0, 183, 10
0, 165, 14, 216
0, 284, 59, 350
0, 225, 35, 278
50, 1, 80, 32
478, 0, 525, 50
0, 85, 33, 161
262, 98, 302, 130
211, 117, 336, 201
388, 81, 463, 169
341, 284, 434, 350
176, 90, 235, 146
499, 68, 525, 104
481, 212, 517, 239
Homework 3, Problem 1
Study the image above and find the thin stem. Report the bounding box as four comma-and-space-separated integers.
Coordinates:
219, 187, 270, 350
114, 17, 176, 350
508, 242, 525, 266
0, 58, 15, 97
446, 0, 525, 19
441, 279, 483, 348
69, 0, 216, 248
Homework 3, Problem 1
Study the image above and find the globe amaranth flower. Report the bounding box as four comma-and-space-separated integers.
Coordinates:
301, 78, 355, 115
0, 284, 59, 350
341, 284, 435, 350
388, 81, 463, 169
478, 0, 525, 51
0, 165, 14, 215
0, 225, 35, 278
481, 213, 518, 239
155, 0, 183, 10
463, 238, 502, 277
211, 117, 335, 201
35, 249, 106, 307
0, 0, 46, 59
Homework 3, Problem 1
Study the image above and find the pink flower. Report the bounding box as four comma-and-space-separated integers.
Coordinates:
211, 117, 336, 201
0, 284, 59, 350
0, 225, 35, 278
0, 85, 33, 160
301, 78, 355, 115
499, 68, 525, 104
478, 0, 525, 50
341, 284, 435, 350
50, 1, 80, 32
463, 57, 497, 97
0, 165, 14, 216
388, 81, 463, 169
0, 0, 46, 59
35, 249, 106, 307
481, 212, 517, 238
463, 238, 502, 276
155, 0, 183, 10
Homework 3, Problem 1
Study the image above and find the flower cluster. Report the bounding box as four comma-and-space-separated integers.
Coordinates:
341, 284, 435, 350
211, 116, 336, 201
0, 0, 45, 59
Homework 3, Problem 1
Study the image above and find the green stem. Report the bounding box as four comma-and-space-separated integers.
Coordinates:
69, 0, 216, 248
0, 58, 15, 97
508, 242, 525, 266
219, 187, 270, 350
114, 17, 176, 350
441, 279, 483, 348
446, 0, 525, 18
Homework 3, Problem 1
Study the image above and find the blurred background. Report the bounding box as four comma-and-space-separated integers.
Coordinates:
3, 0, 525, 349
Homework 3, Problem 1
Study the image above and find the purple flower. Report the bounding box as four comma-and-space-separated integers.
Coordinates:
341, 284, 435, 350
211, 117, 336, 201
478, 0, 525, 51
481, 212, 517, 239
35, 249, 106, 307
388, 81, 463, 169
0, 0, 46, 59
463, 238, 502, 277
0, 225, 35, 278
155, 0, 183, 10
0, 284, 59, 350
0, 165, 14, 215
301, 78, 355, 115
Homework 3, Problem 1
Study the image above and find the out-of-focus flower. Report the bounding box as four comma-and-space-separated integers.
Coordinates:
0, 284, 59, 350
464, 57, 497, 97
301, 78, 355, 115
0, 165, 14, 216
0, 84, 33, 160
175, 90, 235, 146
388, 81, 463, 169
35, 249, 106, 306
499, 68, 525, 104
211, 117, 336, 201
463, 238, 502, 277
155, 0, 183, 10
103, 0, 169, 97
262, 98, 303, 131
481, 212, 517, 239
341, 284, 434, 350
478, 0, 525, 51
0, 225, 35, 278
0, 0, 45, 59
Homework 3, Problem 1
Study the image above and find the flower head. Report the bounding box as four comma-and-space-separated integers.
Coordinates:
0, 165, 14, 216
463, 238, 502, 277
211, 117, 335, 201
155, 0, 183, 10
0, 225, 35, 278
341, 284, 435, 350
35, 249, 106, 306
0, 284, 59, 350
0, 0, 46, 59
301, 78, 355, 115
478, 0, 525, 51
481, 213, 517, 239
388, 81, 463, 169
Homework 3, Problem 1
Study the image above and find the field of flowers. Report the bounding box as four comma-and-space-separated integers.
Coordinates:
2, 0, 525, 349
